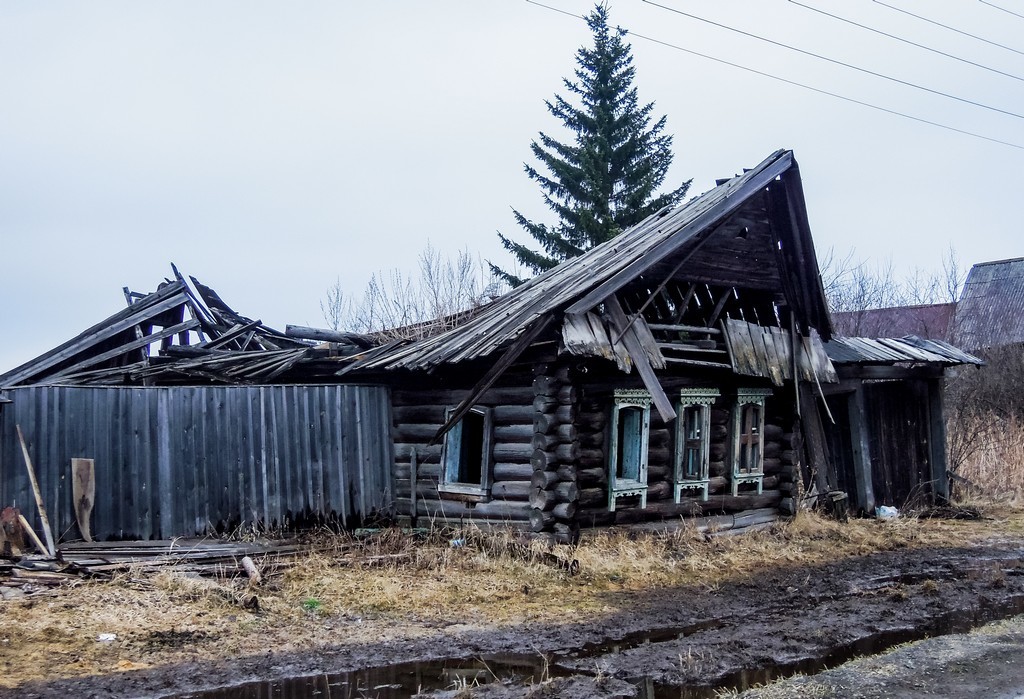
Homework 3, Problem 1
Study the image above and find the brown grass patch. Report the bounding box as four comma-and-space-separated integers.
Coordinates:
2, 507, 1022, 688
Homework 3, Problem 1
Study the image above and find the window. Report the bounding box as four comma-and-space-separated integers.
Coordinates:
608, 389, 652, 511
439, 406, 493, 500
730, 389, 771, 495
674, 389, 719, 502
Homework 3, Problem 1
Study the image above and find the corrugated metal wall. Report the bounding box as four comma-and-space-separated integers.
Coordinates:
0, 384, 393, 541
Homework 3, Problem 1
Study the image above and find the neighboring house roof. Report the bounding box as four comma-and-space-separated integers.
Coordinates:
349, 149, 833, 373
823, 335, 982, 366
831, 303, 955, 342
953, 257, 1024, 350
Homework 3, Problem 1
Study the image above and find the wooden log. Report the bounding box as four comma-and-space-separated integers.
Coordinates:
394, 461, 441, 481
647, 481, 671, 501
16, 425, 55, 557
711, 408, 729, 425
240, 556, 262, 584
71, 458, 95, 543
709, 460, 727, 477
529, 487, 555, 510
394, 443, 442, 462
577, 411, 608, 430
764, 424, 784, 440
493, 405, 535, 424
534, 406, 574, 434
647, 464, 670, 481
531, 470, 560, 489
532, 449, 555, 472
578, 467, 607, 486
532, 433, 561, 451
492, 442, 534, 463
532, 375, 563, 397
529, 508, 554, 532
553, 481, 579, 503
494, 463, 534, 481
762, 458, 782, 475
762, 475, 780, 490
781, 449, 795, 464
552, 502, 576, 520
553, 522, 578, 545
578, 487, 604, 508
491, 481, 532, 500
779, 497, 796, 515
393, 405, 446, 423
17, 514, 48, 557
555, 464, 578, 482
533, 395, 558, 414
494, 424, 535, 443
709, 444, 727, 461
763, 441, 782, 459
578, 431, 603, 448
708, 476, 728, 494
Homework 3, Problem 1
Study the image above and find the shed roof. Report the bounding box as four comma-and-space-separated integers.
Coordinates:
953, 257, 1024, 350
350, 149, 832, 372
823, 335, 982, 366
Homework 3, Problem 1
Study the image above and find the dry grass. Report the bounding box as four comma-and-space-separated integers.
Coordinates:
2, 508, 1023, 688
950, 413, 1024, 502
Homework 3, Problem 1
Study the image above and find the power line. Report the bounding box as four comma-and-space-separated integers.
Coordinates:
642, 0, 1024, 120
873, 0, 1024, 57
524, 0, 1024, 151
788, 0, 1024, 82
979, 0, 1024, 21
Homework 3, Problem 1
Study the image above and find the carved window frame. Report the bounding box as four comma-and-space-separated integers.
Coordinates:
608, 389, 652, 512
730, 388, 772, 496
674, 388, 719, 502
438, 406, 493, 501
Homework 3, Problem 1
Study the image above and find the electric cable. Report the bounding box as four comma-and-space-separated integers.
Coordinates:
979, 0, 1024, 21
788, 0, 1024, 82
873, 0, 1024, 57
642, 0, 1024, 120
525, 0, 1024, 151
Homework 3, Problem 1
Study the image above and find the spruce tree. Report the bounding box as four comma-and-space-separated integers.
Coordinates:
492, 3, 691, 286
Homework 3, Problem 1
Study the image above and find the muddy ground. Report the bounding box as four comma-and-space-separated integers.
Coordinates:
10, 532, 1024, 699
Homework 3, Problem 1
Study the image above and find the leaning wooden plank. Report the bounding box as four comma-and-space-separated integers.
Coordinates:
49, 319, 200, 380
16, 425, 56, 556
285, 325, 371, 347
17, 514, 48, 556
605, 295, 675, 422
71, 458, 96, 543
430, 315, 554, 445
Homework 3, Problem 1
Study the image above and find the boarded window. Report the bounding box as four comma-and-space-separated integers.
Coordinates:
730, 389, 771, 496
674, 389, 718, 502
439, 406, 493, 500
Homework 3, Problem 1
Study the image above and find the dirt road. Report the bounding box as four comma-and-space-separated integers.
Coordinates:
10, 534, 1024, 698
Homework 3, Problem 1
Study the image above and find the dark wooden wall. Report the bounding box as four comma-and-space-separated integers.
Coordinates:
0, 384, 393, 541
863, 380, 935, 507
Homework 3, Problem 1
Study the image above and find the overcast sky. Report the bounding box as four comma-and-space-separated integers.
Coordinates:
1, 1, 1020, 372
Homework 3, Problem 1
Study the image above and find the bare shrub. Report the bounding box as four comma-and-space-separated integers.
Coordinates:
324, 243, 510, 341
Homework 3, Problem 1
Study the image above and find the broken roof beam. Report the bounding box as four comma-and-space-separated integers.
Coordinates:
605, 295, 675, 422
47, 319, 200, 381
0, 282, 189, 387
285, 325, 371, 348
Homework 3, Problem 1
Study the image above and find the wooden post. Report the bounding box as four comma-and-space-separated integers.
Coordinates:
926, 378, 949, 502
72, 458, 96, 542
409, 448, 418, 528
16, 425, 56, 556
846, 386, 875, 514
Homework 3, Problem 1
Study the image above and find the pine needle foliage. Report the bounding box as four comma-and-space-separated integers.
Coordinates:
492, 3, 691, 286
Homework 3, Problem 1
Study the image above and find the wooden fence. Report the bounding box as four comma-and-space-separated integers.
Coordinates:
0, 384, 393, 541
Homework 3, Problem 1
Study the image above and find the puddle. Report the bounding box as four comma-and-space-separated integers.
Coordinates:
176, 595, 1024, 699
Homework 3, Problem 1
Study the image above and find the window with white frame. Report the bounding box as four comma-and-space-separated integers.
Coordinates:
674, 389, 719, 502
608, 389, 652, 511
730, 388, 772, 495
439, 406, 493, 500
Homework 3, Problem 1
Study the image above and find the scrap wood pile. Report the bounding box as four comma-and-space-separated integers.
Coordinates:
0, 530, 308, 600
0, 263, 379, 387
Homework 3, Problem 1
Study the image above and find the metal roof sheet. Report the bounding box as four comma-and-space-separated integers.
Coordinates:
823, 335, 983, 366
954, 257, 1024, 350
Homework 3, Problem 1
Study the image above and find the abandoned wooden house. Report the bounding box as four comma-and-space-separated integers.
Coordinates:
0, 150, 981, 545
339, 149, 979, 540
